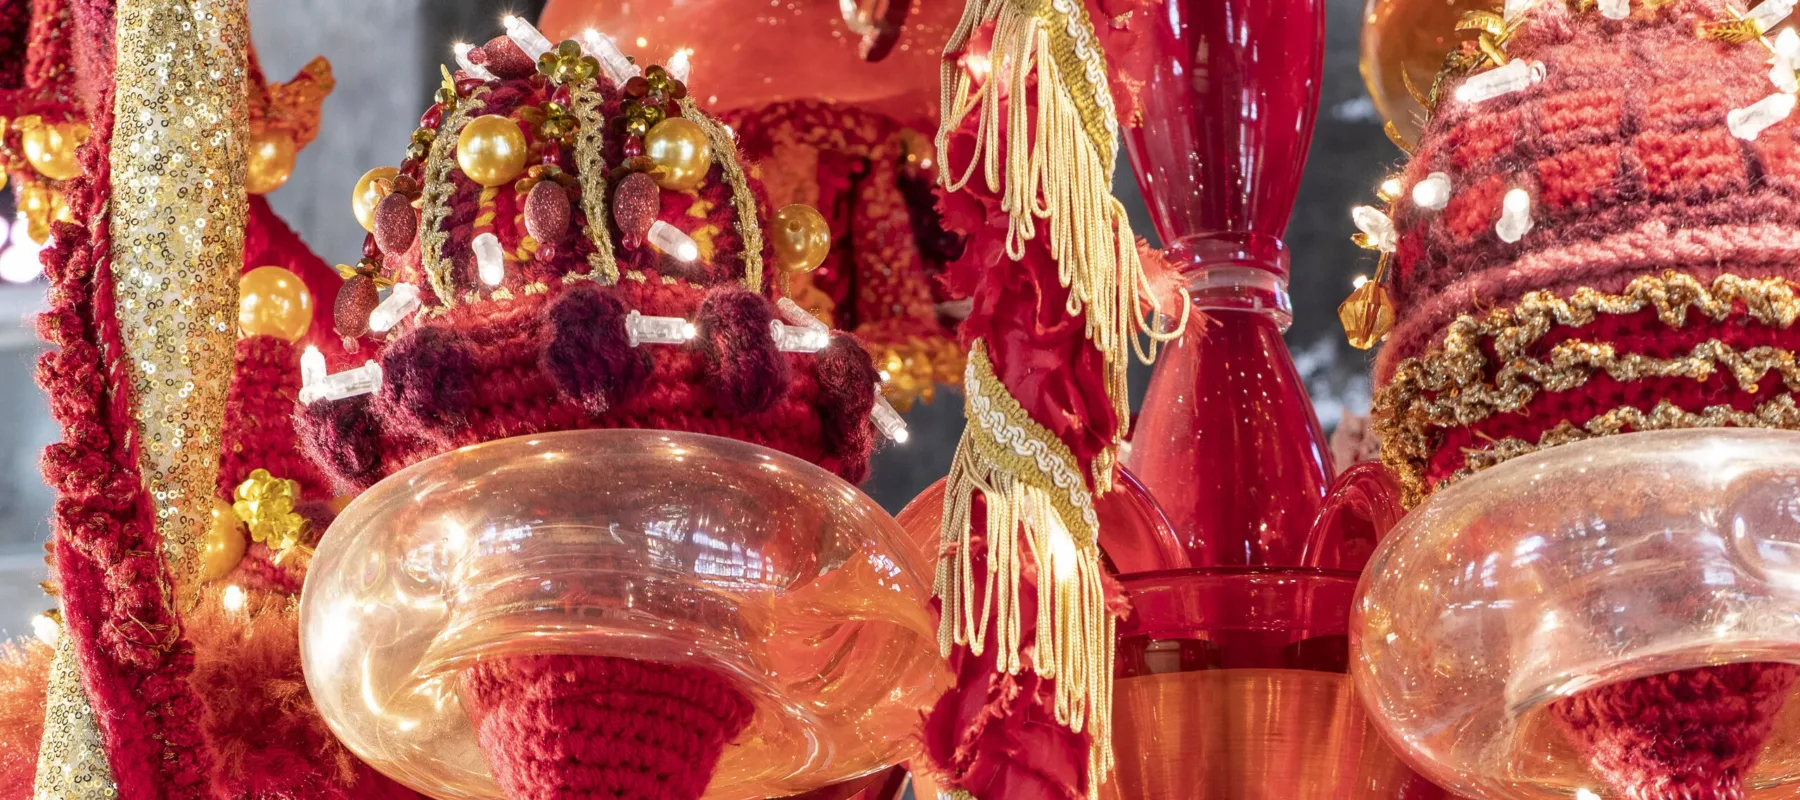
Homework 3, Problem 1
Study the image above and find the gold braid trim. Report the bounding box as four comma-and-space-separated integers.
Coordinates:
935, 341, 1113, 791
1376, 272, 1800, 504
1454, 396, 1800, 481
419, 85, 491, 307
569, 81, 619, 285
936, 0, 1184, 444
678, 97, 766, 292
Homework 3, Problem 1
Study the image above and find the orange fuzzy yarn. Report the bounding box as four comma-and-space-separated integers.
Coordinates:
0, 640, 51, 799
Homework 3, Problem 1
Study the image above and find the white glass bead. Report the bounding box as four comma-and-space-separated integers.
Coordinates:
1454, 59, 1545, 104
648, 220, 700, 262
626, 310, 695, 347
1495, 188, 1534, 244
1352, 205, 1398, 252
1412, 172, 1452, 211
502, 15, 554, 60
368, 282, 422, 334
1729, 92, 1797, 140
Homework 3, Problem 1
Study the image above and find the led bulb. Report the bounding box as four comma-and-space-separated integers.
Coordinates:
871, 388, 909, 443
775, 296, 828, 331
302, 361, 384, 405
1352, 274, 1370, 290
770, 320, 830, 353
1773, 29, 1800, 93
30, 613, 58, 646
453, 42, 496, 81
222, 584, 247, 613
1454, 59, 1545, 104
667, 48, 693, 84
301, 345, 327, 390
1598, 0, 1628, 19
1411, 171, 1452, 211
647, 220, 700, 262
368, 282, 422, 334
502, 15, 554, 60
1729, 92, 1797, 140
581, 28, 641, 84
1748, 0, 1796, 32
625, 310, 695, 346
474, 232, 506, 286
1496, 188, 1534, 244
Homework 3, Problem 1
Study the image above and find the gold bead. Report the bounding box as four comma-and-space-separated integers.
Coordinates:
201, 498, 248, 582
352, 166, 399, 233
643, 117, 712, 191
21, 119, 88, 181
770, 204, 832, 273
239, 265, 314, 342
456, 114, 529, 188
245, 129, 298, 195
18, 181, 52, 244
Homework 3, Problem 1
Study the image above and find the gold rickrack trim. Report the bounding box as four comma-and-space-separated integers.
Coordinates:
569, 80, 620, 285
1455, 395, 1800, 480
1375, 271, 1800, 505
419, 85, 491, 307
678, 96, 766, 293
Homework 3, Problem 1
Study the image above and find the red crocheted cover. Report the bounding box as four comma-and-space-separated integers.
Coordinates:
460, 654, 754, 800
1371, 2, 1800, 796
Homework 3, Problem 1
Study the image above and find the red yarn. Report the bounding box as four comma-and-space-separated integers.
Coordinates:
459, 654, 754, 800
216, 334, 331, 501
1549, 663, 1800, 800
244, 193, 351, 364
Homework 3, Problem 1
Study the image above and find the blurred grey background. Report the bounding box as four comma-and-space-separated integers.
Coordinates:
0, 0, 1393, 639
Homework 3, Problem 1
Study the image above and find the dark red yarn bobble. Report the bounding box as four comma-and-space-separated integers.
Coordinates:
814, 333, 879, 482
295, 394, 387, 492
696, 287, 788, 416
541, 283, 650, 415
460, 654, 755, 800
379, 324, 477, 433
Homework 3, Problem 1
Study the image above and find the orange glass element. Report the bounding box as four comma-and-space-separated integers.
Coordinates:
299, 430, 948, 800
1359, 0, 1489, 145
536, 0, 959, 122
1352, 429, 1800, 798
1100, 669, 1434, 800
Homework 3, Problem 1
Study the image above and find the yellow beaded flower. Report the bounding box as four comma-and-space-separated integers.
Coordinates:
232, 469, 309, 553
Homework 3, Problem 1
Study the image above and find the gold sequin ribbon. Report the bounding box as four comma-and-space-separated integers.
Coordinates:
1375, 271, 1800, 504
34, 620, 118, 800
109, 0, 250, 588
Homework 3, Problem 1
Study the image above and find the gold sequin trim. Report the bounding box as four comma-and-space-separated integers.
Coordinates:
678, 97, 765, 293
34, 616, 118, 799
110, 0, 249, 586
1376, 272, 1800, 504
419, 85, 490, 307
568, 81, 619, 285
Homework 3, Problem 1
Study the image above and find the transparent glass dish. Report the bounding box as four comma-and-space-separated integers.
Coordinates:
1351, 429, 1800, 798
298, 430, 948, 800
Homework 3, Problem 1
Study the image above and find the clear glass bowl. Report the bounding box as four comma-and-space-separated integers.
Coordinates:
298, 430, 948, 800
1351, 429, 1800, 798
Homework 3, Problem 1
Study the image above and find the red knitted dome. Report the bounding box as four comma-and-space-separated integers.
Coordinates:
1370, 1, 1800, 796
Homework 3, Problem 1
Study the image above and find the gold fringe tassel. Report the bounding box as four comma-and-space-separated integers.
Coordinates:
935, 343, 1115, 791
935, 0, 1185, 446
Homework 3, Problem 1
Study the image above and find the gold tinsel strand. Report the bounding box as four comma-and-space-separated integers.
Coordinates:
568, 80, 619, 285
678, 96, 766, 292
109, 0, 250, 588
